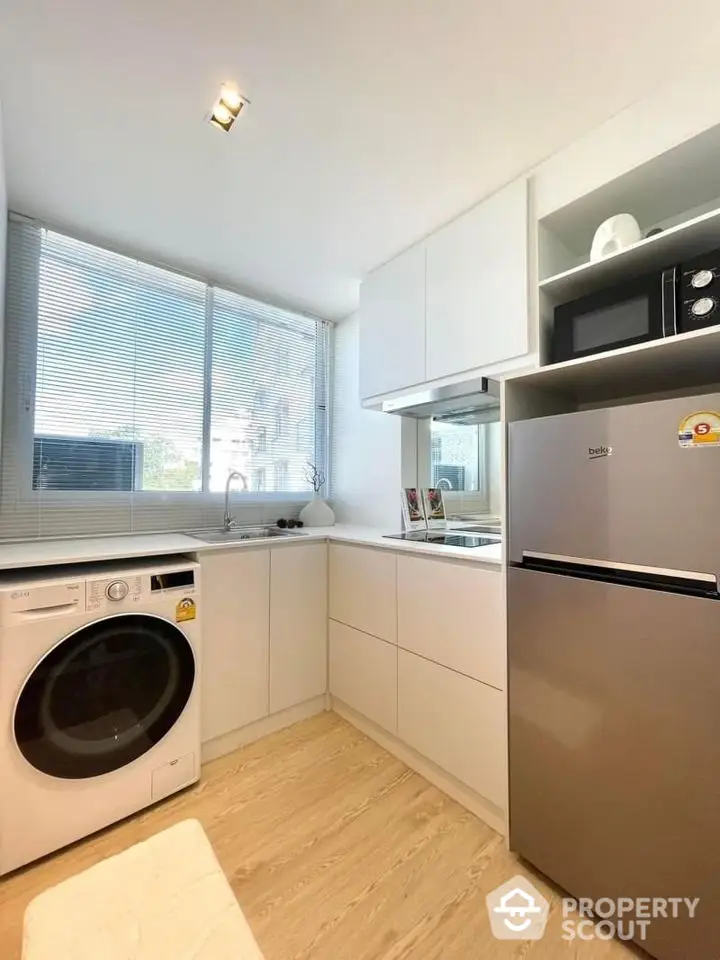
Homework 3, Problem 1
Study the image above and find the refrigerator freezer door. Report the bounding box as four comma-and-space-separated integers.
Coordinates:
508, 392, 720, 577
508, 565, 720, 959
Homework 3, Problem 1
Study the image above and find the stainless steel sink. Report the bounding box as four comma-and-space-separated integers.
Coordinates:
187, 527, 299, 544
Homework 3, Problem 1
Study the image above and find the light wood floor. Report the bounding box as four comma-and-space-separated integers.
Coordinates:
0, 711, 641, 959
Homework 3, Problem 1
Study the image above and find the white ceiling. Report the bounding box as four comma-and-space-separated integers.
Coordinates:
1, 1, 719, 320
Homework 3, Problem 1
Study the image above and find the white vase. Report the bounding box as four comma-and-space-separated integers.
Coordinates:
299, 495, 335, 527
590, 213, 642, 261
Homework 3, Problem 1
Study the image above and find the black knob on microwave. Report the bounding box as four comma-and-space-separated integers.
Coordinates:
691, 297, 716, 318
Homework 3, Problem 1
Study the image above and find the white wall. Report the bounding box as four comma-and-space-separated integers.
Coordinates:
332, 313, 414, 528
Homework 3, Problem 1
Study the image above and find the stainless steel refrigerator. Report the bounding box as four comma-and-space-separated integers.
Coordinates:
508, 391, 720, 960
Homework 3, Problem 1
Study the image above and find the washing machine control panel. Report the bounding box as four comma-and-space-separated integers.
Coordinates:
106, 580, 129, 601
87, 575, 143, 611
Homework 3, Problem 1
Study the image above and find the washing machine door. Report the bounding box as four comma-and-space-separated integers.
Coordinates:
14, 614, 196, 779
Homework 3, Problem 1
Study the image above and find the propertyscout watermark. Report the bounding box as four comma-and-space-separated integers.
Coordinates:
561, 894, 699, 942
485, 876, 699, 942
486, 877, 549, 939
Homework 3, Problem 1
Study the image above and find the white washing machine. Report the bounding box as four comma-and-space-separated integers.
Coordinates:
0, 555, 201, 875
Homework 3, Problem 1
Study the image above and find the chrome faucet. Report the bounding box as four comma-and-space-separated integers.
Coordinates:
223, 470, 248, 531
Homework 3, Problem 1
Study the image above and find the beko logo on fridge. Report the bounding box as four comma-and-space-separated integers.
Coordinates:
588, 446, 612, 460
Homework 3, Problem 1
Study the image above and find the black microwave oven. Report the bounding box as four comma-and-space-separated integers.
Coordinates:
551, 247, 720, 363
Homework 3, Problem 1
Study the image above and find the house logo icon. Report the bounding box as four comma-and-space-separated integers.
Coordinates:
486, 875, 550, 940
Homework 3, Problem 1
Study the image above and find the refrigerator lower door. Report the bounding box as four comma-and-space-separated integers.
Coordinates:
508, 566, 720, 960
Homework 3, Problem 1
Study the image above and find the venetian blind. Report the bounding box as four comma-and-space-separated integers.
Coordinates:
1, 217, 330, 540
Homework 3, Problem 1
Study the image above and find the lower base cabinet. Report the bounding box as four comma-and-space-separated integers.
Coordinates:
397, 554, 504, 688
328, 544, 506, 814
329, 619, 397, 734
269, 543, 328, 713
200, 539, 507, 816
398, 649, 506, 809
199, 549, 270, 743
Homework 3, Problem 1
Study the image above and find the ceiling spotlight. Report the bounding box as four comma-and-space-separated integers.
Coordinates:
208, 83, 249, 132
220, 85, 244, 112
212, 102, 233, 125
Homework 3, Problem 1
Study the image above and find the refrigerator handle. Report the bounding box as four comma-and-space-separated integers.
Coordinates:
517, 552, 718, 598
521, 552, 716, 583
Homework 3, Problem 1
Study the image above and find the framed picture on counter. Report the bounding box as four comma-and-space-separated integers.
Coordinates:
422, 488, 446, 528
401, 488, 426, 530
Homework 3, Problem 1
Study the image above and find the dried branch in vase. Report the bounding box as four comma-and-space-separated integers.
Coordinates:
304, 461, 326, 493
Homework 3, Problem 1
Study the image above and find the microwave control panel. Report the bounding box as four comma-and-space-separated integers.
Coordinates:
681, 248, 720, 327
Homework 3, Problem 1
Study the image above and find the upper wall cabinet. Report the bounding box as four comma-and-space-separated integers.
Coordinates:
425, 178, 529, 382
358, 242, 426, 400
358, 176, 530, 402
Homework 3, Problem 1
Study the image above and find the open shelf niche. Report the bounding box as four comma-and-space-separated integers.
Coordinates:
503, 324, 720, 423
536, 120, 720, 366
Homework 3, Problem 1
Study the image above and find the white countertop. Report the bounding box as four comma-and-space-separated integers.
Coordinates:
0, 524, 502, 571
326, 525, 502, 565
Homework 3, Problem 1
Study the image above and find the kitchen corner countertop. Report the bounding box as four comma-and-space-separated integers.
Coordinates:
0, 524, 503, 572
322, 525, 502, 565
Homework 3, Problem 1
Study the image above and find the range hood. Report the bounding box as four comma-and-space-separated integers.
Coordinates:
381, 377, 500, 424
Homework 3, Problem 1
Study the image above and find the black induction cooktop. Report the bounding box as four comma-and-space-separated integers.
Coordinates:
383, 531, 500, 549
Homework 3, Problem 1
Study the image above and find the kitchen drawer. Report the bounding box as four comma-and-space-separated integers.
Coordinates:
329, 543, 397, 643
398, 648, 506, 807
397, 554, 504, 689
329, 619, 397, 734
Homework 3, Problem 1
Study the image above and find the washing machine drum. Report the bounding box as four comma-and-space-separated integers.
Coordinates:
14, 614, 196, 779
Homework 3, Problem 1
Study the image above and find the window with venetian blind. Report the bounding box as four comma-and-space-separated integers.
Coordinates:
1, 216, 330, 539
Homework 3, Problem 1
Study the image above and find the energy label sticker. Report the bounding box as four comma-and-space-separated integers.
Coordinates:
678, 411, 720, 448
176, 597, 196, 622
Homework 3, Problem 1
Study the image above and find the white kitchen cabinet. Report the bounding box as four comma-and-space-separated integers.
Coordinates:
425, 177, 529, 381
397, 554, 505, 689
269, 542, 328, 713
329, 620, 397, 733
359, 242, 426, 400
398, 649, 506, 808
329, 543, 397, 643
199, 548, 270, 743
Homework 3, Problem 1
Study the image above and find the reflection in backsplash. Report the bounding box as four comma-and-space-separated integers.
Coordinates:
429, 420, 501, 519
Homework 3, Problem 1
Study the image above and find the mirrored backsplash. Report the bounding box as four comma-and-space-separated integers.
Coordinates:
420, 420, 501, 519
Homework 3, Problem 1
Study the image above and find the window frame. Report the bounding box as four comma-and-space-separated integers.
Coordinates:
5, 219, 331, 516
